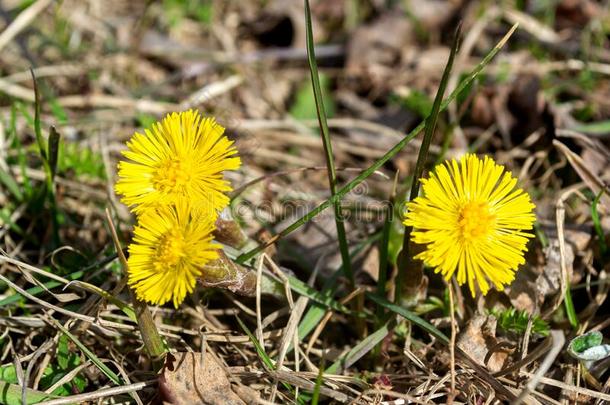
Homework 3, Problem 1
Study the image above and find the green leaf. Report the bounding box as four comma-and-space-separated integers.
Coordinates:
290, 74, 336, 120
395, 90, 433, 118
0, 381, 58, 405
57, 334, 71, 370
0, 365, 18, 384
492, 308, 550, 337
569, 331, 603, 354
0, 270, 84, 308
573, 120, 610, 135
51, 319, 122, 385
69, 281, 136, 321
49, 98, 68, 125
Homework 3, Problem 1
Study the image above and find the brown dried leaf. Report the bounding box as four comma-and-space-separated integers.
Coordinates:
159, 352, 246, 405
457, 314, 511, 373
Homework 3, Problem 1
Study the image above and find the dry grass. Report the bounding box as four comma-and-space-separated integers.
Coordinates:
1, 0, 609, 404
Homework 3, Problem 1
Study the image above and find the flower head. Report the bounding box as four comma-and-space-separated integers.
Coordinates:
127, 199, 220, 307
115, 110, 241, 213
403, 154, 536, 296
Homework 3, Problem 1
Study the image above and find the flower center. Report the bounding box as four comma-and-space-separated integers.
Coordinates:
153, 159, 191, 194
458, 201, 495, 242
155, 230, 186, 269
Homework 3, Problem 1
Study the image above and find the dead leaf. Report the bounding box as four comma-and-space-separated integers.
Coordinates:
457, 314, 510, 373
537, 239, 574, 297
159, 352, 246, 405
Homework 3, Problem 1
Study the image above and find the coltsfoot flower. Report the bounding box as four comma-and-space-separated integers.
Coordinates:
115, 110, 241, 213
127, 199, 220, 307
404, 154, 536, 296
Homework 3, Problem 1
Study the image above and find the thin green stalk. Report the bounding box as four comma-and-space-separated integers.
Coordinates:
326, 320, 394, 374
236, 316, 305, 404
396, 23, 461, 304
304, 0, 353, 288
592, 191, 607, 256
311, 356, 325, 405
236, 23, 518, 265
31, 69, 60, 246
564, 284, 579, 329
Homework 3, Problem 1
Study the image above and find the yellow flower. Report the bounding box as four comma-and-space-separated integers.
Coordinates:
404, 154, 536, 296
127, 199, 220, 307
115, 110, 241, 213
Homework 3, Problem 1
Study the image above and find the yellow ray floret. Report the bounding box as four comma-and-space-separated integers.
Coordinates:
127, 199, 220, 307
115, 110, 241, 213
403, 154, 536, 296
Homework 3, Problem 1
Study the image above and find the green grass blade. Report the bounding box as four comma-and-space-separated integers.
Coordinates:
50, 319, 123, 385
564, 285, 579, 329
235, 316, 272, 368
326, 321, 393, 374
592, 191, 607, 255
10, 105, 33, 197
236, 316, 305, 404
397, 23, 461, 303
311, 357, 325, 405
288, 275, 351, 315
304, 0, 353, 287
68, 280, 136, 321
30, 69, 47, 163
236, 23, 518, 265
366, 292, 449, 343
0, 166, 23, 201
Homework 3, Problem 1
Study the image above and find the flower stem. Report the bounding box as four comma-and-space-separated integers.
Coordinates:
105, 209, 166, 361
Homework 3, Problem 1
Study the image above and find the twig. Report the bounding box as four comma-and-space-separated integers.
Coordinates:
513, 330, 565, 405
180, 74, 243, 109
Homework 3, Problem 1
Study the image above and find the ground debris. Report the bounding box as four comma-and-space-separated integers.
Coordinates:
159, 352, 247, 405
